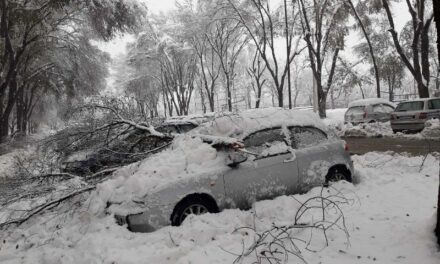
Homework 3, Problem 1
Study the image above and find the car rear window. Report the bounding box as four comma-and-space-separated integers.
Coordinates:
290, 127, 327, 149
395, 101, 424, 112
428, 99, 440, 110
346, 106, 364, 115
373, 104, 395, 113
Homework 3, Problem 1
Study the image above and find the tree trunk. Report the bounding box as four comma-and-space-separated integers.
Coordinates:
436, 0, 440, 65
318, 88, 327, 119
433, 0, 440, 246
347, 0, 381, 98
382, 0, 430, 98
0, 74, 18, 142
256, 85, 262, 108
16, 84, 24, 134
278, 88, 284, 108
284, 0, 292, 109
226, 75, 232, 112
358, 84, 365, 99
330, 86, 335, 109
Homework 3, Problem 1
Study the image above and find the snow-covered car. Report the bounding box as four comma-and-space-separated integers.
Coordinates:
104, 108, 354, 232
390, 97, 440, 133
344, 98, 395, 125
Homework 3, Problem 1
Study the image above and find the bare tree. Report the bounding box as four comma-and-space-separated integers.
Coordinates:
158, 42, 198, 116
346, 0, 381, 98
0, 0, 144, 141
226, 0, 304, 108
176, 1, 223, 112
298, 0, 350, 117
354, 19, 405, 102
247, 48, 267, 108
205, 10, 249, 112
381, 0, 433, 98
433, 0, 440, 246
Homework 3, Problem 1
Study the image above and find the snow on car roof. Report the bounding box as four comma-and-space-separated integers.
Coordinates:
191, 107, 327, 140
396, 97, 440, 103
348, 98, 395, 108
164, 112, 216, 125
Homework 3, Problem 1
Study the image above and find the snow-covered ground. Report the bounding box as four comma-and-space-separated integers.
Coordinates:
324, 108, 440, 139
0, 152, 438, 263
0, 149, 33, 179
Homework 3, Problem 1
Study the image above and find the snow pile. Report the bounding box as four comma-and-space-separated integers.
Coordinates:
325, 108, 440, 139
0, 152, 439, 263
342, 121, 394, 137
348, 98, 395, 108
420, 119, 440, 138
164, 112, 217, 125
0, 148, 33, 178
91, 135, 229, 215
324, 108, 394, 138
323, 108, 347, 131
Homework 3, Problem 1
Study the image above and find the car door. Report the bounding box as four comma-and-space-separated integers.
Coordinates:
291, 127, 335, 190
345, 106, 365, 124
223, 127, 299, 209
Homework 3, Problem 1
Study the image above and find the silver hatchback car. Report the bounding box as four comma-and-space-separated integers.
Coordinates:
345, 98, 395, 125
391, 98, 440, 133
109, 109, 354, 232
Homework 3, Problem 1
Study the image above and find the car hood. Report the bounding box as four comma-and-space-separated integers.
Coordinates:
91, 135, 231, 215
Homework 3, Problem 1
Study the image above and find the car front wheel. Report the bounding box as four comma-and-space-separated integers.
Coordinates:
171, 195, 218, 226
326, 167, 352, 184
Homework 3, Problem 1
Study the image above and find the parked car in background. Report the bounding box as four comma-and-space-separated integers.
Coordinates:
109, 108, 354, 232
391, 97, 440, 133
344, 98, 395, 125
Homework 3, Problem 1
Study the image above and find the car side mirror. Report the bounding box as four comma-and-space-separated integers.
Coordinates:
226, 151, 248, 167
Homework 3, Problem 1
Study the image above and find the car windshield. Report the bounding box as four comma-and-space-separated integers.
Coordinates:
395, 101, 424, 112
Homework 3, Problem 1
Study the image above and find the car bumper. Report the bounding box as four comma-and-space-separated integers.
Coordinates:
115, 210, 169, 233
390, 121, 425, 131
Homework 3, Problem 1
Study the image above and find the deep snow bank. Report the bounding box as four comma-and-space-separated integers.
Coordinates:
0, 152, 438, 264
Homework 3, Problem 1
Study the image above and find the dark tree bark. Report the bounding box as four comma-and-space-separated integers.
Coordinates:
299, 0, 344, 118
435, 0, 440, 66
247, 49, 267, 109
433, 0, 440, 246
382, 0, 432, 98
284, 0, 292, 108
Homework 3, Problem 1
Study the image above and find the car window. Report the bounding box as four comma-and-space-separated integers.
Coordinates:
395, 101, 424, 112
244, 128, 288, 155
383, 104, 395, 113
290, 127, 327, 149
373, 104, 394, 114
372, 104, 383, 113
428, 99, 440, 110
346, 106, 364, 115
